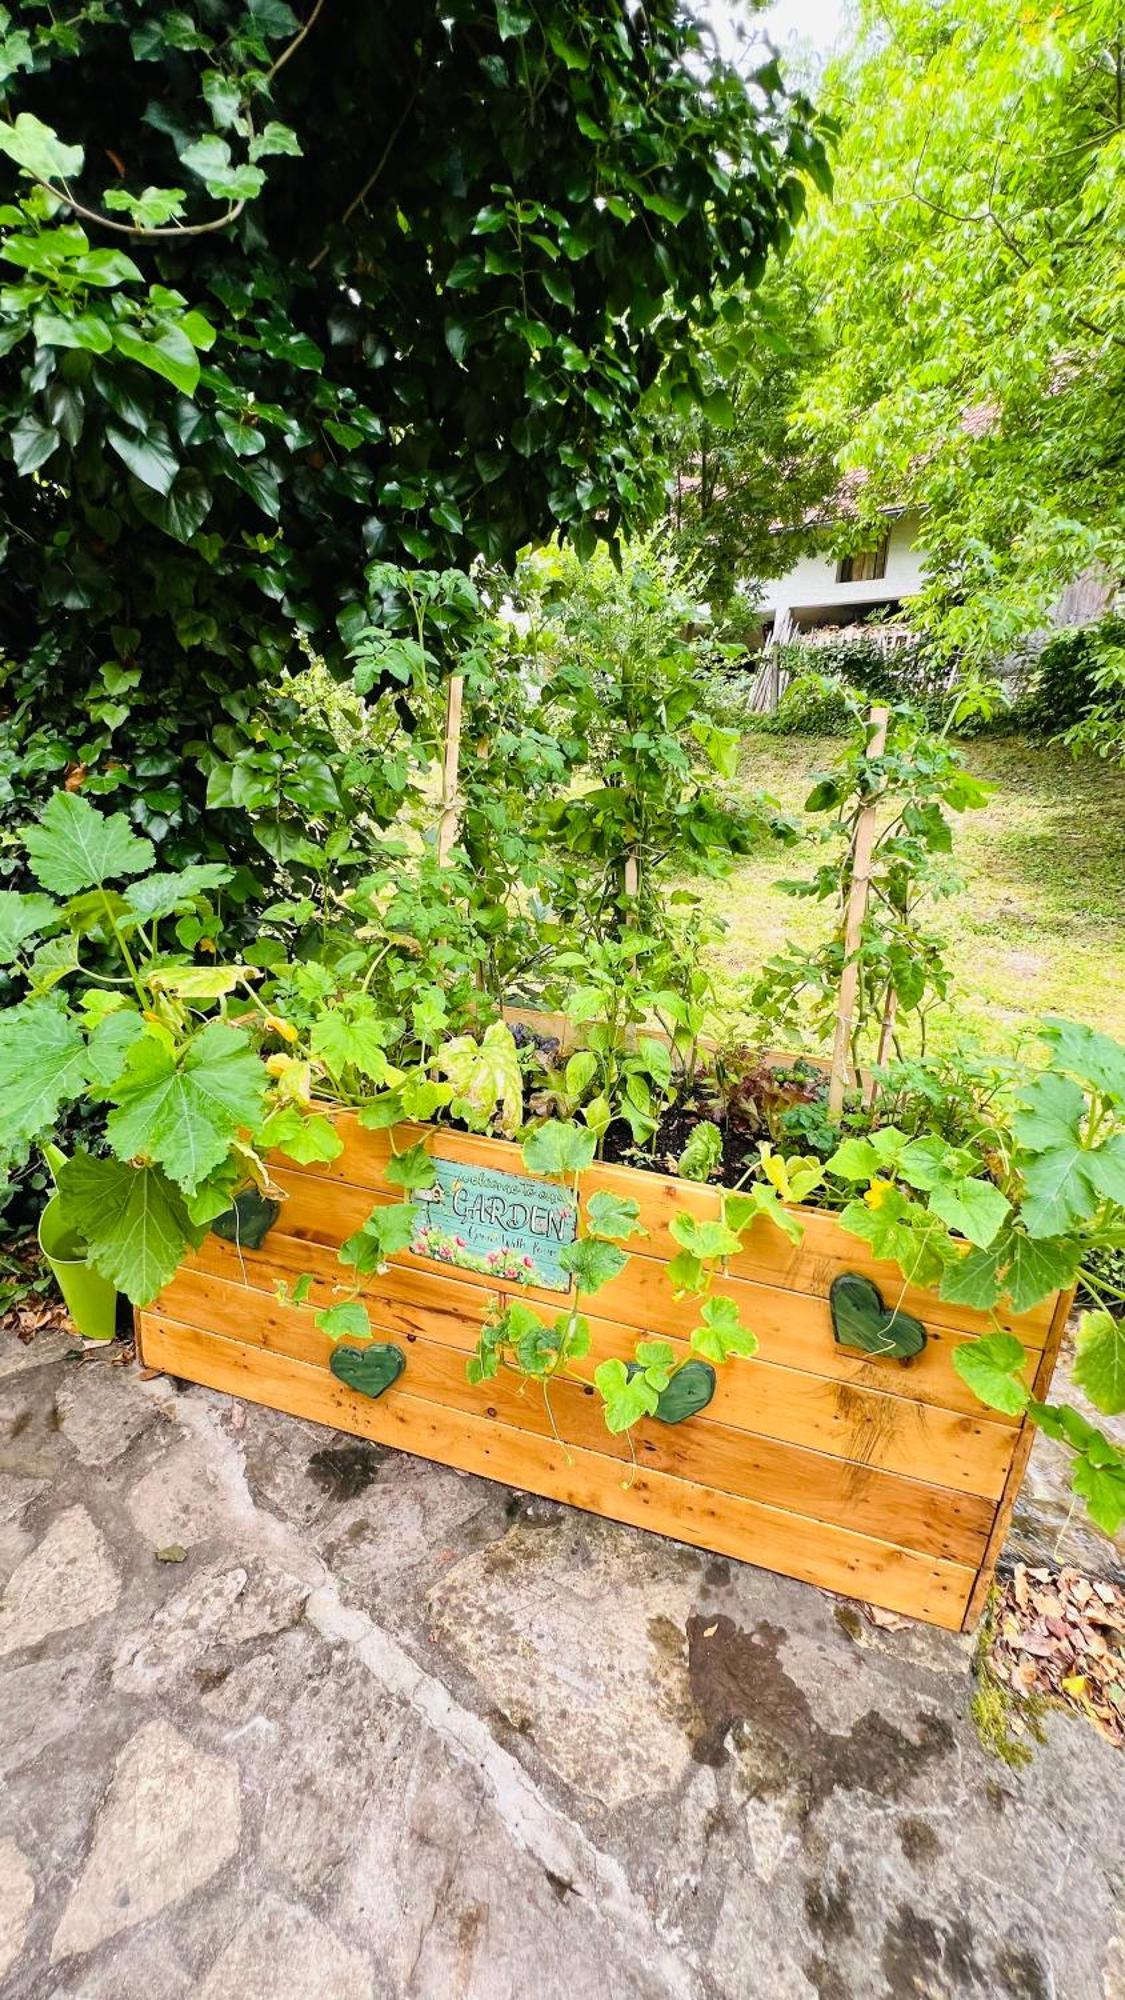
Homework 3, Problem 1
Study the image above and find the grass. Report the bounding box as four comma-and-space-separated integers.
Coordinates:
696, 734, 1125, 1053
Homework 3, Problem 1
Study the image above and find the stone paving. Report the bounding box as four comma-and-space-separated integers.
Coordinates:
1, 1324, 1123, 2000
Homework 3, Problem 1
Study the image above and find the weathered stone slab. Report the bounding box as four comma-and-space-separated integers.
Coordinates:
197, 1894, 374, 2000
0, 1838, 35, 1985
50, 1719, 240, 1962
113, 1558, 309, 1693
0, 1504, 119, 1658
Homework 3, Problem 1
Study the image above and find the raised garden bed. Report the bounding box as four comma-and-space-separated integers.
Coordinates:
137, 1112, 1073, 1632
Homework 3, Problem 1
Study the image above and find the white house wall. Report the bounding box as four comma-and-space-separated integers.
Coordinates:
756, 509, 925, 620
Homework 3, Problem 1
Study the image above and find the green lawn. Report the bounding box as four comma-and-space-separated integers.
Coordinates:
697, 735, 1125, 1053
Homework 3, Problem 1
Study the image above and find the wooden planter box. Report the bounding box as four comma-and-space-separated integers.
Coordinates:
137, 1115, 1071, 1632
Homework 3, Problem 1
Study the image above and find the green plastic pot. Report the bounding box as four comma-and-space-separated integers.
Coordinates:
37, 1148, 118, 1343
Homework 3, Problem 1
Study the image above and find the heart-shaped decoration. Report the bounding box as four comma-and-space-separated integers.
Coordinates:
329, 1342, 406, 1401
212, 1187, 280, 1250
830, 1273, 926, 1362
627, 1357, 717, 1424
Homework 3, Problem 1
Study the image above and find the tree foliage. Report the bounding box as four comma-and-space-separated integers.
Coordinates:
0, 0, 830, 860
797, 0, 1125, 716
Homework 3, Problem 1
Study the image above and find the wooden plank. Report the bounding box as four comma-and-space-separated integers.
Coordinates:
137, 1314, 976, 1629
237, 1171, 1041, 1422
165, 1250, 1018, 1498
184, 1227, 1025, 1427
182, 1224, 1024, 1432
960, 1285, 1075, 1631
153, 1266, 994, 1563
270, 1121, 1054, 1344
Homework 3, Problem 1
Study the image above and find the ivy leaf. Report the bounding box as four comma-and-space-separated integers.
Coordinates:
594, 1356, 658, 1434
106, 1022, 267, 1194
1072, 1309, 1125, 1417
558, 1236, 626, 1294
952, 1333, 1030, 1416
633, 1338, 676, 1390
385, 1141, 437, 1192
315, 1299, 371, 1343
0, 998, 88, 1150
927, 1176, 1010, 1249
0, 890, 60, 963
0, 112, 84, 183
107, 421, 180, 495
691, 1294, 759, 1363
23, 793, 155, 893
521, 1118, 596, 1178
724, 1184, 804, 1246
113, 322, 201, 397
341, 1201, 418, 1272
585, 1190, 643, 1241
259, 1105, 343, 1165
55, 1153, 199, 1305
10, 414, 60, 474
668, 1211, 742, 1262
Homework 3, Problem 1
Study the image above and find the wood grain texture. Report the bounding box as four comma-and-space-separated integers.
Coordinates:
174, 1240, 1018, 1497
154, 1263, 994, 1564
959, 1283, 1075, 1631
137, 1312, 976, 1629
269, 1118, 1055, 1344
183, 1227, 1027, 1426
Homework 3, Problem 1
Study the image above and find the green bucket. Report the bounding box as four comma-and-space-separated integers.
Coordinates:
37, 1191, 118, 1343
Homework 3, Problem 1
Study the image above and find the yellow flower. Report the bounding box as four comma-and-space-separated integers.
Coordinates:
265, 1013, 299, 1044
265, 1052, 291, 1078
864, 1177, 894, 1210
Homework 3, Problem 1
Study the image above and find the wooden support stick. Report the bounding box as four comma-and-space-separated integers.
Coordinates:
623, 853, 639, 900
828, 704, 889, 1122
435, 673, 464, 867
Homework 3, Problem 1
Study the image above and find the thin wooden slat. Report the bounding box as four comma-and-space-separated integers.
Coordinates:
166, 1248, 1017, 1498
239, 1174, 1037, 1431
155, 1264, 994, 1564
960, 1284, 1075, 1631
184, 1227, 1026, 1427
137, 1314, 976, 1630
271, 1119, 1054, 1345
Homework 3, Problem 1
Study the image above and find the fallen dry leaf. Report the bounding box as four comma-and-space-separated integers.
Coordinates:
988, 1565, 1125, 1749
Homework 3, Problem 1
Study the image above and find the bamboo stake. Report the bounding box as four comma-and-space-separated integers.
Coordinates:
828, 704, 889, 1122
435, 673, 464, 867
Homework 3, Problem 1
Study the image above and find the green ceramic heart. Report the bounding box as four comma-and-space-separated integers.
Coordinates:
329, 1342, 406, 1400
627, 1357, 717, 1423
830, 1272, 926, 1362
212, 1187, 280, 1250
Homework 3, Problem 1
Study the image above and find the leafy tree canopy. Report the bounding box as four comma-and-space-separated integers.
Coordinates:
796, 0, 1125, 683
0, 0, 830, 861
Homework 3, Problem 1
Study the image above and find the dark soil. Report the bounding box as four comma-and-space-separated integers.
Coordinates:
600, 1097, 763, 1188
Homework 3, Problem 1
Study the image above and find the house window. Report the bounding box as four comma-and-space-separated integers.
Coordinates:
836, 535, 889, 584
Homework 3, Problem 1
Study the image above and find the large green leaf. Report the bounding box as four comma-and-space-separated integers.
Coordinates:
951, 1333, 1030, 1416
521, 1118, 597, 1178
106, 421, 179, 495
1072, 1310, 1125, 1417
0, 998, 88, 1150
1012, 1071, 1085, 1151
1019, 1145, 1102, 1238
122, 863, 231, 924
938, 1223, 1079, 1315
23, 791, 154, 894
1040, 1018, 1125, 1105
106, 1021, 267, 1194
113, 321, 201, 397
55, 1153, 200, 1305
927, 1175, 1010, 1250
0, 112, 84, 182
0, 891, 59, 964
